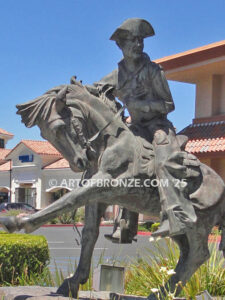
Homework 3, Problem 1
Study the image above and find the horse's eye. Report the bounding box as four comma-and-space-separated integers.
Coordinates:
54, 124, 66, 136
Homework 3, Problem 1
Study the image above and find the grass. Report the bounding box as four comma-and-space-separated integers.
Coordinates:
125, 237, 225, 298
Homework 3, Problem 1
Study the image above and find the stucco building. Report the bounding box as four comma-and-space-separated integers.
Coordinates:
155, 39, 225, 182
0, 137, 82, 208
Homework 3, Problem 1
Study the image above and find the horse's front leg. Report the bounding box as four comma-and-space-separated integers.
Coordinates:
0, 172, 132, 233
148, 224, 210, 300
57, 202, 107, 298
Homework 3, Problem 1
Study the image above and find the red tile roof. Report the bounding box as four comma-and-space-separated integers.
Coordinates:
44, 158, 70, 169
7, 140, 62, 157
0, 128, 14, 136
0, 149, 11, 161
0, 161, 11, 171
180, 121, 225, 153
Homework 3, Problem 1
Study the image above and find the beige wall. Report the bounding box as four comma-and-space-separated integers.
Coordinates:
220, 75, 225, 114
198, 157, 225, 182
41, 169, 82, 207
199, 158, 211, 167
211, 158, 225, 182
195, 74, 225, 119
0, 171, 10, 190
195, 75, 213, 118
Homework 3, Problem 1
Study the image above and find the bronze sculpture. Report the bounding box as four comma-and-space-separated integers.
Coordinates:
0, 18, 225, 299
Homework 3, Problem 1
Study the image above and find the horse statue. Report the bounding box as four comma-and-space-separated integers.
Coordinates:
1, 81, 225, 299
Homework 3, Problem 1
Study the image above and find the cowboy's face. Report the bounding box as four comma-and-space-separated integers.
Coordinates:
118, 35, 144, 59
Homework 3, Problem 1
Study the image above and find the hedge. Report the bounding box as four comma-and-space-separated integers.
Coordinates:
0, 232, 49, 284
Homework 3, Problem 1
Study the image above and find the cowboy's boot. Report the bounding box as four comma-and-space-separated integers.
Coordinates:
104, 226, 121, 243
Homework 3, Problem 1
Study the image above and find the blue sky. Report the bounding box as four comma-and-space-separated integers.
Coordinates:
1, 0, 225, 148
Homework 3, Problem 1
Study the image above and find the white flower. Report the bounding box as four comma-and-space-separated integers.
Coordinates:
149, 236, 155, 242
167, 269, 176, 275
159, 266, 167, 273
151, 288, 159, 293
156, 236, 162, 241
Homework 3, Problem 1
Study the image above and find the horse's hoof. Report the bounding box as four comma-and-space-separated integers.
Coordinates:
0, 216, 19, 233
57, 278, 78, 298
23, 220, 40, 233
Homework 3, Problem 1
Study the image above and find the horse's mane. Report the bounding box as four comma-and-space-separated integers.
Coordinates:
16, 85, 66, 128
16, 84, 123, 129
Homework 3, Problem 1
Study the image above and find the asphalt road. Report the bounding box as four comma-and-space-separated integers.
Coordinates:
32, 226, 165, 276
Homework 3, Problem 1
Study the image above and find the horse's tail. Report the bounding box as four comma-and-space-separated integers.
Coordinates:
219, 194, 225, 258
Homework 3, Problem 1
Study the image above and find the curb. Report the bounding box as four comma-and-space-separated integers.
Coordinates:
41, 223, 113, 227
137, 231, 151, 236
41, 224, 151, 236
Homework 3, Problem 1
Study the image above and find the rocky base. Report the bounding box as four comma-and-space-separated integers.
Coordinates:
0, 286, 146, 300
0, 286, 218, 300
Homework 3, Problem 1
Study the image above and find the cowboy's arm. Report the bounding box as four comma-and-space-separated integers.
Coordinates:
85, 69, 118, 98
148, 63, 175, 114
86, 70, 123, 114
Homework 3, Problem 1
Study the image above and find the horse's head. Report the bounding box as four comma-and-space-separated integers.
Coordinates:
16, 85, 92, 172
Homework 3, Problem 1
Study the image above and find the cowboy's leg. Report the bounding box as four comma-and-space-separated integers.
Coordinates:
104, 206, 123, 241
151, 123, 197, 237
118, 209, 138, 243
105, 207, 138, 243
124, 210, 138, 238
114, 206, 123, 231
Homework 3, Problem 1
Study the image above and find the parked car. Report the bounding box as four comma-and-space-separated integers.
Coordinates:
0, 202, 38, 213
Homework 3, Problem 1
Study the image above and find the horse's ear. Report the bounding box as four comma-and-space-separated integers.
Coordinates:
55, 86, 68, 113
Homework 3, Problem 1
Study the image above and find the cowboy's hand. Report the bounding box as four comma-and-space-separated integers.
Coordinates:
168, 151, 200, 167
167, 151, 201, 178
132, 86, 147, 99
149, 100, 167, 114
127, 99, 149, 113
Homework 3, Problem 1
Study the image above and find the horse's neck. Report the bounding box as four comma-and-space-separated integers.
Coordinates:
81, 100, 127, 140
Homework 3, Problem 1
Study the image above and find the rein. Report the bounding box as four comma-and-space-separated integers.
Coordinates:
71, 105, 125, 161
87, 105, 126, 145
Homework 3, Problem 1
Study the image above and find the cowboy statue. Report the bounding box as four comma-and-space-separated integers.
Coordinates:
86, 18, 199, 242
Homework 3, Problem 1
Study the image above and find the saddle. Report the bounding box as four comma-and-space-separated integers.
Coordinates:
131, 125, 224, 210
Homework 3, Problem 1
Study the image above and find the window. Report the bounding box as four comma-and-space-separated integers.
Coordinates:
15, 187, 36, 207
53, 189, 69, 201
0, 139, 4, 149
18, 155, 34, 163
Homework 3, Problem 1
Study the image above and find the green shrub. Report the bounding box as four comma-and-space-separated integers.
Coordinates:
50, 207, 85, 224
0, 209, 30, 217
138, 222, 160, 232
150, 222, 160, 232
138, 225, 150, 232
0, 232, 49, 284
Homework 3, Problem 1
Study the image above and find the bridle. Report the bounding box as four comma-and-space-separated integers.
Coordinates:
70, 105, 126, 157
